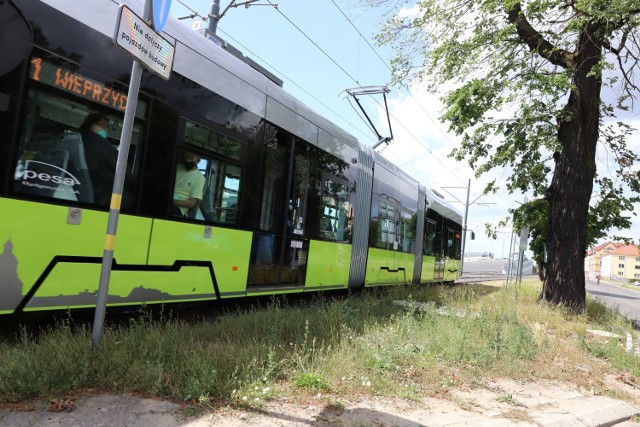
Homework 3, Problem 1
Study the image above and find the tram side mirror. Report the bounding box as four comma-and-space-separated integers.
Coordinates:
471, 231, 475, 240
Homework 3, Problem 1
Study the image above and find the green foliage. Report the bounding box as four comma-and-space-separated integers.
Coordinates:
496, 393, 524, 407
371, 0, 640, 251
582, 337, 640, 378
499, 177, 638, 271
294, 372, 332, 391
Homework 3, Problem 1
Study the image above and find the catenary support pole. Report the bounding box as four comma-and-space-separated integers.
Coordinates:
208, 0, 221, 34
460, 178, 471, 275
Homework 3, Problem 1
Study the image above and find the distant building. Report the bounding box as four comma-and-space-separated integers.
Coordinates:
585, 241, 624, 280
599, 243, 640, 282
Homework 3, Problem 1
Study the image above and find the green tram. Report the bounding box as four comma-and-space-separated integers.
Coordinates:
0, 0, 462, 316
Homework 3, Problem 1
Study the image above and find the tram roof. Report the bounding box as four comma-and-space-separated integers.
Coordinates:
42, 0, 362, 154
41, 0, 457, 210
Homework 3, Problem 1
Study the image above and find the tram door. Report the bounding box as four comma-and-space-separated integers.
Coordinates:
248, 126, 309, 287
424, 218, 444, 281
434, 219, 446, 280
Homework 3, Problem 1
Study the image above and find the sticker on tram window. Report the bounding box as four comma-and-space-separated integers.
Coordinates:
15, 157, 81, 195
29, 57, 128, 112
290, 240, 303, 249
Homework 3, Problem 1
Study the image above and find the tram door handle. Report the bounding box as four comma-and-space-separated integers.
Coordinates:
287, 199, 293, 227
67, 207, 83, 225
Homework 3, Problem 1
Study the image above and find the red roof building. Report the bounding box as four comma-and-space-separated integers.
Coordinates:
600, 243, 640, 281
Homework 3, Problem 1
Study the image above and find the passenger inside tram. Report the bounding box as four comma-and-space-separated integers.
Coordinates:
79, 113, 118, 206
172, 150, 206, 217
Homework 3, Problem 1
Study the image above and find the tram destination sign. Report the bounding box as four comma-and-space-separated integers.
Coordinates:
114, 5, 175, 80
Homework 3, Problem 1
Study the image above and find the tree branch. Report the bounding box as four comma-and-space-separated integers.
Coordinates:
506, 2, 575, 69
602, 39, 621, 55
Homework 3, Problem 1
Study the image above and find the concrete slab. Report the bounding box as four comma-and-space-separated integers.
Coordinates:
553, 396, 638, 427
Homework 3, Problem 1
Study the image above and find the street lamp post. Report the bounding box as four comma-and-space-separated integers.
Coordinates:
442, 179, 494, 276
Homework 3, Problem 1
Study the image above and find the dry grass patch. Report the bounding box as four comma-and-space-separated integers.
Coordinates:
1, 279, 640, 411
501, 408, 535, 423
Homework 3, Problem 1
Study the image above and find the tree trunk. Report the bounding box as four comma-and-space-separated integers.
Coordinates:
540, 26, 602, 312
537, 261, 545, 282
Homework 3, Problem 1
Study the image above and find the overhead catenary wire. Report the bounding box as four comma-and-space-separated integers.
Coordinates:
216, 29, 374, 143
328, 0, 460, 152
260, 6, 421, 135
172, 2, 375, 143
327, 0, 521, 210
174, 0, 467, 185
157, 1, 516, 251
263, 1, 470, 185
195, 3, 521, 236
175, 0, 207, 19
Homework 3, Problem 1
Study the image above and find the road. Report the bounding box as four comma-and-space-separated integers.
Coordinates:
459, 258, 513, 283
586, 279, 640, 322
460, 259, 640, 322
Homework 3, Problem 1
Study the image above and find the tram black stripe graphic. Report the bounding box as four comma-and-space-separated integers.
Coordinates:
15, 256, 221, 313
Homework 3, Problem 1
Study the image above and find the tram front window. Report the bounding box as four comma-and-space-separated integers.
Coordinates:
13, 57, 146, 210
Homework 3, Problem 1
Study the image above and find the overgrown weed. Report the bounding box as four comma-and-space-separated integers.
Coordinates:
0, 279, 635, 405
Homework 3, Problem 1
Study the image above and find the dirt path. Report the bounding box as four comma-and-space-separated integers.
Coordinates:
2, 377, 640, 426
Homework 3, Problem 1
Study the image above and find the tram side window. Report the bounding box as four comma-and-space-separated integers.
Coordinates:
289, 140, 351, 240
398, 209, 416, 253
376, 198, 397, 250
258, 125, 289, 233
173, 121, 242, 224
13, 83, 144, 208
446, 228, 461, 259
290, 142, 316, 237
319, 176, 353, 243
424, 219, 437, 256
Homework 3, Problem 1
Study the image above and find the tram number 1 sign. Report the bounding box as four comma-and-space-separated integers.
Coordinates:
114, 5, 175, 80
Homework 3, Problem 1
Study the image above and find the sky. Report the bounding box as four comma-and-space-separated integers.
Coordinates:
166, 0, 640, 259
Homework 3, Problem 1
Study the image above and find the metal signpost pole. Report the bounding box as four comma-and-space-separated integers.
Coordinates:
91, 0, 174, 346
92, 0, 151, 346
91, 63, 144, 346
515, 225, 528, 303
505, 230, 515, 290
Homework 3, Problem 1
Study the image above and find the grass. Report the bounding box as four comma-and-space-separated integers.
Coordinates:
0, 279, 638, 410
496, 393, 524, 407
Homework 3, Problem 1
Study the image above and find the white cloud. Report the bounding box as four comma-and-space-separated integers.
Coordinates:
397, 5, 420, 18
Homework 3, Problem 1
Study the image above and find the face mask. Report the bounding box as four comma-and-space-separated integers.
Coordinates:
96, 129, 108, 139
184, 161, 197, 170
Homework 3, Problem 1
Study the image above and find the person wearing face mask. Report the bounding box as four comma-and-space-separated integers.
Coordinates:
172, 150, 206, 217
80, 112, 119, 206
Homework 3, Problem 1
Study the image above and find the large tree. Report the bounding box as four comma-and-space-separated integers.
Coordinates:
371, 0, 640, 311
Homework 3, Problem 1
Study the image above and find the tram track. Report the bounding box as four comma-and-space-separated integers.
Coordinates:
457, 271, 507, 283
2, 273, 502, 342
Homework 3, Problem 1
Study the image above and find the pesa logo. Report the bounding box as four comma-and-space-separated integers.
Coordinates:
19, 160, 81, 187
